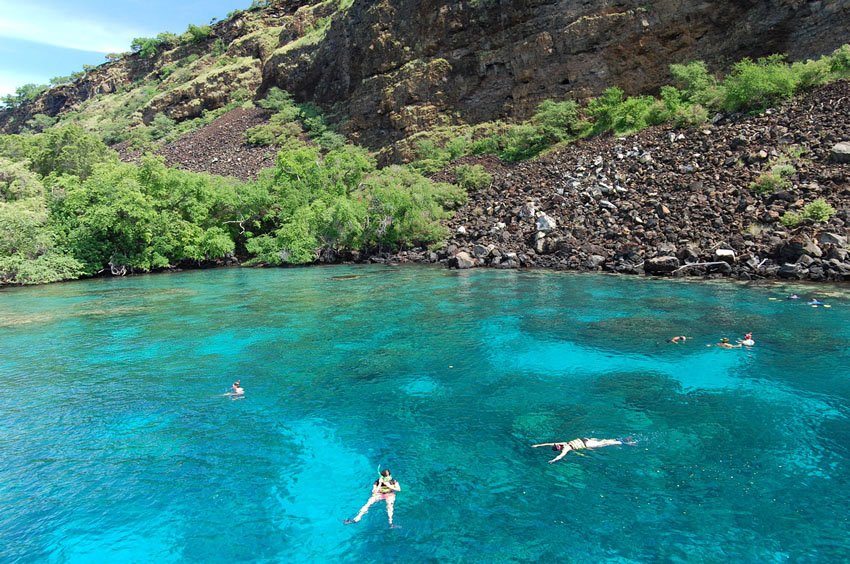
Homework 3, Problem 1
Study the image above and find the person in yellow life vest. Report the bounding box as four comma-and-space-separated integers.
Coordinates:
344, 469, 401, 528
532, 438, 631, 464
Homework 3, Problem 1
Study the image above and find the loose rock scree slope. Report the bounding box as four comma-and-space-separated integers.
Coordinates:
433, 80, 850, 281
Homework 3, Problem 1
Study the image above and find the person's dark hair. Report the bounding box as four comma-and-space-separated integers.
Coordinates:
551, 444, 563, 452
380, 469, 391, 477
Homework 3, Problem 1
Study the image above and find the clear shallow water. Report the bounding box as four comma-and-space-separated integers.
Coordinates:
2, 266, 850, 562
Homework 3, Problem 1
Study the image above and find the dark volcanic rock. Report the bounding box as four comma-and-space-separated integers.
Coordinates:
440, 80, 850, 283
119, 108, 279, 181
645, 256, 680, 275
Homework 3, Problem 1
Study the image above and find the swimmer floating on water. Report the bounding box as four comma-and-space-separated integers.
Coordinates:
532, 437, 633, 464
225, 380, 244, 398
669, 335, 690, 344
710, 337, 741, 349
739, 332, 755, 347
344, 469, 401, 528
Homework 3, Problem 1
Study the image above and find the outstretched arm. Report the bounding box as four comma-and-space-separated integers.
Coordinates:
531, 442, 558, 448
548, 448, 571, 464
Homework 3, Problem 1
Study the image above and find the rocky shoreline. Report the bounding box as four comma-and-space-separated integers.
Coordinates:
373, 80, 850, 282
77, 80, 850, 284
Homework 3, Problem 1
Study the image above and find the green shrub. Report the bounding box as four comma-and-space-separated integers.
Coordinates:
780, 211, 802, 228
454, 164, 492, 190
412, 134, 474, 172
131, 37, 165, 59
779, 199, 835, 228
469, 135, 501, 156
829, 44, 850, 74
359, 166, 466, 251
49, 72, 84, 86
182, 24, 213, 44
749, 162, 795, 194
156, 32, 180, 47
587, 88, 661, 135
245, 118, 301, 146
672, 103, 709, 128
258, 88, 299, 113
532, 99, 587, 141
499, 124, 547, 161
751, 172, 789, 194
211, 38, 227, 57
230, 88, 251, 103
1, 83, 48, 109
159, 64, 177, 79
669, 61, 725, 108
791, 58, 832, 90
0, 196, 85, 285
24, 114, 58, 133
28, 125, 116, 180
802, 198, 835, 223
0, 157, 45, 201
722, 55, 798, 112
148, 113, 177, 141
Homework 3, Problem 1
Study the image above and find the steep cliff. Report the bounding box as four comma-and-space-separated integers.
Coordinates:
2, 0, 849, 151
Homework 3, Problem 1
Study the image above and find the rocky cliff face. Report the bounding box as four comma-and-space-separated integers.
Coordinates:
279, 0, 850, 148
2, 0, 849, 149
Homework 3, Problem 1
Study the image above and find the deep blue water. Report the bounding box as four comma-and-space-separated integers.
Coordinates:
1, 266, 849, 562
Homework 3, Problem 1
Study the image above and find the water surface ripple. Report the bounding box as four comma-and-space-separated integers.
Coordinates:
2, 267, 849, 562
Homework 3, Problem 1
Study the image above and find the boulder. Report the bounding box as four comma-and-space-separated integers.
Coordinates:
536, 212, 557, 232
584, 255, 606, 269
715, 249, 736, 264
534, 232, 546, 254
804, 240, 823, 258
645, 255, 680, 274
519, 202, 536, 219
472, 244, 493, 259
817, 232, 847, 247
453, 252, 475, 269
830, 142, 850, 164
777, 263, 805, 279
777, 236, 810, 263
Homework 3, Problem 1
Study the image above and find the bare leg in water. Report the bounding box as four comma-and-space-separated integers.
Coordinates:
345, 493, 396, 527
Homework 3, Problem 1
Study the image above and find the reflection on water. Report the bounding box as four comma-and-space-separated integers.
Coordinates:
1, 266, 849, 562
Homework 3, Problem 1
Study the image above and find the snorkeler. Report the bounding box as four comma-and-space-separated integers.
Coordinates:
714, 337, 741, 349
225, 380, 244, 398
344, 469, 401, 528
532, 438, 631, 464
669, 335, 689, 344
739, 332, 755, 346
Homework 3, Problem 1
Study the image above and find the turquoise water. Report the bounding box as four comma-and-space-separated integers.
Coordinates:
2, 266, 850, 562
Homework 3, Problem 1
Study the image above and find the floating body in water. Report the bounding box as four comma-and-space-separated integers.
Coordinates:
739, 332, 755, 347
225, 380, 244, 399
532, 437, 631, 464
669, 335, 690, 344
344, 469, 401, 528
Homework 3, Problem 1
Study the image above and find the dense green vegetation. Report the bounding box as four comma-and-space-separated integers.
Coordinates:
2, 15, 848, 287
0, 124, 464, 285
408, 44, 850, 169
780, 199, 837, 228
